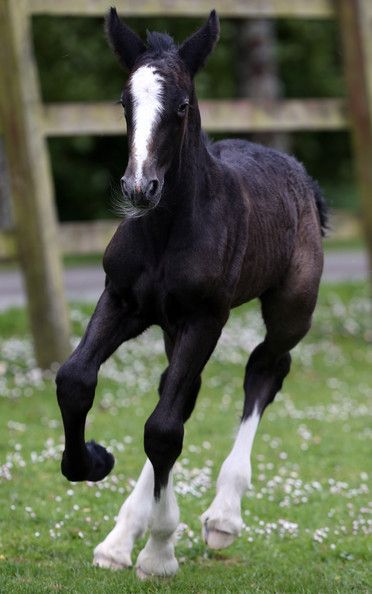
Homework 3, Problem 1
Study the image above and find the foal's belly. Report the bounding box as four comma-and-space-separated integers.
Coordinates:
231, 239, 295, 306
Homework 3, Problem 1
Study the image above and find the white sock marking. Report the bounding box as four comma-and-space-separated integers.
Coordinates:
136, 470, 180, 577
130, 65, 164, 184
217, 409, 261, 496
94, 459, 180, 575
201, 408, 261, 545
93, 459, 154, 568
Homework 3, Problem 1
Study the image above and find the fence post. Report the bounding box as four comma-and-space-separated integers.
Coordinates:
337, 0, 372, 277
0, 138, 13, 230
0, 0, 71, 367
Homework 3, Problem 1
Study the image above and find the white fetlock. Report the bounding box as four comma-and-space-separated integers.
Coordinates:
201, 495, 243, 550
93, 540, 132, 570
135, 537, 179, 579
93, 460, 155, 571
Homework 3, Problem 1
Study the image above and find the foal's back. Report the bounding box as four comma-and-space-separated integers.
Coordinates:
209, 138, 319, 222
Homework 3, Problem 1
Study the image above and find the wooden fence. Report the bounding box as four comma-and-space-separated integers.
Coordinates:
0, 0, 371, 367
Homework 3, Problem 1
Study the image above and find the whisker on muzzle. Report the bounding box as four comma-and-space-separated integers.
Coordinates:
110, 182, 159, 219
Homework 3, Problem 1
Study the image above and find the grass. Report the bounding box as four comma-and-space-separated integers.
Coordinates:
0, 282, 371, 593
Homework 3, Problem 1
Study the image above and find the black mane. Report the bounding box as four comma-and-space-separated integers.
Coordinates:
146, 31, 175, 54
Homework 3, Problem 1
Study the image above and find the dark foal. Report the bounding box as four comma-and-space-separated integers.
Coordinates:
56, 9, 326, 577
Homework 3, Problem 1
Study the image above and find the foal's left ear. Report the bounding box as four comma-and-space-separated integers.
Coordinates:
179, 10, 220, 77
105, 7, 146, 71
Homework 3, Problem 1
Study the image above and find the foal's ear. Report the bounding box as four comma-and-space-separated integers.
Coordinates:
179, 10, 220, 77
105, 7, 146, 71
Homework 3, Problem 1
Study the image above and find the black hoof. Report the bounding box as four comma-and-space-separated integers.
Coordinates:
85, 440, 115, 482
61, 441, 115, 482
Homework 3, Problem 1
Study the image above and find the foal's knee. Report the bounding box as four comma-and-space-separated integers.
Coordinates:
56, 356, 97, 414
144, 413, 183, 497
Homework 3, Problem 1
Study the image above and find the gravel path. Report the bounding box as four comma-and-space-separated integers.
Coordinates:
0, 250, 368, 311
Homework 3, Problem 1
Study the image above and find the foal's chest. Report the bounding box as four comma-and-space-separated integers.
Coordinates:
103, 220, 223, 321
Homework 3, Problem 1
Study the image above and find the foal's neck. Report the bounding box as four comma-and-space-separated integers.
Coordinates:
164, 104, 211, 207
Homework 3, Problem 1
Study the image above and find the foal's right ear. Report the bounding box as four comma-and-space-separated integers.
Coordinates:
105, 7, 146, 71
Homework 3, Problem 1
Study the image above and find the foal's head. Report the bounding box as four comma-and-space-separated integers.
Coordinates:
106, 8, 219, 216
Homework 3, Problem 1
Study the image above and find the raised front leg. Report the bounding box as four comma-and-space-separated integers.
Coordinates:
56, 288, 148, 482
136, 311, 226, 578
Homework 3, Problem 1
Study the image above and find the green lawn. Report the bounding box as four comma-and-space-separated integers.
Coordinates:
0, 282, 371, 593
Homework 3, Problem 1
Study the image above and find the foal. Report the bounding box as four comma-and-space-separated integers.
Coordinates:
56, 9, 326, 578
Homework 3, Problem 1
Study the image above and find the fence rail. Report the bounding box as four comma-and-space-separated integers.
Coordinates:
43, 99, 348, 136
28, 0, 334, 18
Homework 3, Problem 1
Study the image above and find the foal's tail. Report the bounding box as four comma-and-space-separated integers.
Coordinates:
311, 177, 328, 237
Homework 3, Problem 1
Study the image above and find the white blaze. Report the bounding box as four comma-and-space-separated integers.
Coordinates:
130, 65, 164, 184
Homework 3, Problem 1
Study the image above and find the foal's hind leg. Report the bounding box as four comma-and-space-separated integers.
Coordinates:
201, 345, 291, 549
202, 254, 322, 549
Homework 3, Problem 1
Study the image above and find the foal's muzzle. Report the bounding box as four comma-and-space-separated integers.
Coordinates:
121, 175, 161, 209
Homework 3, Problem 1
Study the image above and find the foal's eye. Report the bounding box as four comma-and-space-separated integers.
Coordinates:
177, 101, 189, 117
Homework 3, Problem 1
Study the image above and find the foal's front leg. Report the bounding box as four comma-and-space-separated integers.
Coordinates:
56, 288, 147, 482
135, 313, 225, 578
94, 333, 202, 571
93, 458, 155, 569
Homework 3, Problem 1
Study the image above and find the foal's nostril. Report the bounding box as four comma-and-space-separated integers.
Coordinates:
121, 176, 159, 205
146, 179, 159, 198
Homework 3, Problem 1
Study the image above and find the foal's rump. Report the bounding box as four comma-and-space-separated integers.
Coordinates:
209, 139, 326, 303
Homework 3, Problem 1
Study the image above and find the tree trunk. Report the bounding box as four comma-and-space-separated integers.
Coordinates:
0, 0, 71, 366
236, 19, 291, 153
337, 0, 372, 278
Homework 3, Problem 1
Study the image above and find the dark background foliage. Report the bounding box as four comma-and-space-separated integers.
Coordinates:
32, 15, 357, 222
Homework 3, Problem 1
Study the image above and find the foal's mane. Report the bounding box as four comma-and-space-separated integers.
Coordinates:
146, 31, 176, 54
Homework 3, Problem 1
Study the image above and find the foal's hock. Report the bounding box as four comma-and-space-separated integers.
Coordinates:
56, 8, 326, 578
